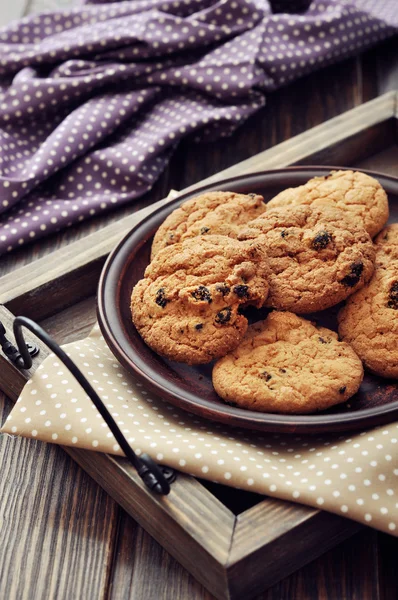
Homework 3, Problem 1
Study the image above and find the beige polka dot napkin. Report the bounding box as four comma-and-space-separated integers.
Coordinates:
1, 325, 397, 536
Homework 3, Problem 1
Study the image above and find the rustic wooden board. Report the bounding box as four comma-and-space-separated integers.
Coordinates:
0, 90, 397, 599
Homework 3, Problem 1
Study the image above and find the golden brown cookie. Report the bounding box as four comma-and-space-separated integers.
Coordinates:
266, 170, 389, 238
212, 311, 364, 414
238, 205, 375, 313
338, 224, 398, 379
151, 191, 266, 259
373, 223, 398, 265
131, 235, 270, 364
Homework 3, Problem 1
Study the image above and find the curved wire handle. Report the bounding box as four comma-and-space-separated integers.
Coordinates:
12, 316, 174, 495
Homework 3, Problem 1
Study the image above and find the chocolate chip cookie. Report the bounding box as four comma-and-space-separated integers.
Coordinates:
338, 224, 398, 379
131, 235, 270, 364
212, 311, 364, 414
266, 170, 389, 238
151, 191, 266, 259
238, 205, 375, 313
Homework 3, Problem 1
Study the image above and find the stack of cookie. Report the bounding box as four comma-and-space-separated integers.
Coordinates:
131, 171, 397, 415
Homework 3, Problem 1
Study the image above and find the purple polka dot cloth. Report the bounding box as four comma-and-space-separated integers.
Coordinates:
0, 0, 396, 256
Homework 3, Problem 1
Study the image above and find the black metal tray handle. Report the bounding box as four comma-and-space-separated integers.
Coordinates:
0, 316, 175, 495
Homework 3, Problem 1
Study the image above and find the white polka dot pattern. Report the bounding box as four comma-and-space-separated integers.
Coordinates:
0, 0, 396, 254
1, 323, 397, 537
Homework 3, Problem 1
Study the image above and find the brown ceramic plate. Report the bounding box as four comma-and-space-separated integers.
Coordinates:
97, 167, 398, 434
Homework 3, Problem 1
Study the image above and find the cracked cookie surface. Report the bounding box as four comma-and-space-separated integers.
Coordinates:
238, 205, 375, 313
266, 170, 389, 238
131, 235, 270, 364
151, 191, 266, 259
212, 311, 364, 414
338, 224, 398, 379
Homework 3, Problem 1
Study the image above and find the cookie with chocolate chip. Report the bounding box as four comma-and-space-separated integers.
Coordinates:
238, 205, 375, 313
338, 224, 398, 379
212, 311, 364, 414
151, 191, 266, 259
131, 235, 270, 364
266, 170, 389, 238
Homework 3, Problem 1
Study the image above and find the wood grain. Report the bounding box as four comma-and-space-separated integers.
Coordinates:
0, 389, 119, 600
259, 529, 380, 600
227, 501, 361, 600
108, 511, 214, 600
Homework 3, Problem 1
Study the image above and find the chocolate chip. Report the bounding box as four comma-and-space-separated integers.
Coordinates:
215, 307, 232, 324
200, 226, 210, 234
319, 337, 328, 344
312, 230, 332, 250
216, 284, 230, 296
281, 230, 288, 239
180, 328, 184, 334
340, 261, 364, 287
169, 233, 174, 239
248, 193, 257, 198
233, 284, 249, 298
387, 281, 398, 309
279, 368, 286, 373
155, 288, 168, 308
260, 371, 272, 381
195, 323, 203, 330
339, 386, 346, 394
192, 285, 212, 303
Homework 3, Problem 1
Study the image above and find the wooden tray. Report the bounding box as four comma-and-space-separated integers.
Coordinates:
0, 91, 397, 600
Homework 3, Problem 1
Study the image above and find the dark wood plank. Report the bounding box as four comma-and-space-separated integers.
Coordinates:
362, 36, 398, 96
355, 145, 398, 176
258, 529, 380, 600
227, 501, 361, 600
0, 391, 119, 600
109, 511, 215, 600
378, 531, 398, 600
40, 296, 97, 345
66, 450, 234, 600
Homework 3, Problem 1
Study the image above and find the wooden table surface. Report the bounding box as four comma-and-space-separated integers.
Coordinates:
0, 34, 397, 600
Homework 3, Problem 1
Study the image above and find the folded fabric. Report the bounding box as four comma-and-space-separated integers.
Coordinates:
2, 324, 397, 536
0, 0, 396, 256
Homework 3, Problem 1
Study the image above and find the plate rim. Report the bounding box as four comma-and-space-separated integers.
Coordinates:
97, 165, 398, 434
